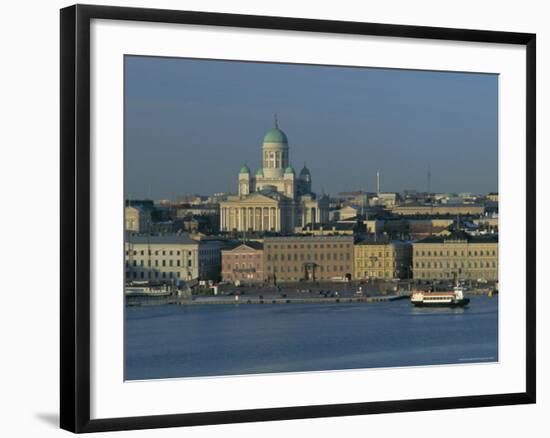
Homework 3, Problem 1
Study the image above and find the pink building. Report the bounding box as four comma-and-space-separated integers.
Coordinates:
221, 242, 264, 283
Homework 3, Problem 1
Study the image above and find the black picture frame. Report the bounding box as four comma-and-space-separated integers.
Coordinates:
60, 4, 536, 433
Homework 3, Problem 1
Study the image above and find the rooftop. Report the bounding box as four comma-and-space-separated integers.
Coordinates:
264, 235, 353, 242
415, 231, 498, 244
127, 233, 201, 245
224, 241, 264, 251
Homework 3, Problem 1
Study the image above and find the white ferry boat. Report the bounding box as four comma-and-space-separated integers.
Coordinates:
411, 286, 470, 308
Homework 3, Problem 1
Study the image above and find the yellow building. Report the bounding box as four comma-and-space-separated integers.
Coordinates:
412, 232, 498, 281
354, 240, 412, 280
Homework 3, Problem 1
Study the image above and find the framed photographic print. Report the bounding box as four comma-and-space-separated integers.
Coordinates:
60, 4, 536, 433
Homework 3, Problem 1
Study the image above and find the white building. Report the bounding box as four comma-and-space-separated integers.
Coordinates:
125, 233, 224, 282
220, 118, 329, 233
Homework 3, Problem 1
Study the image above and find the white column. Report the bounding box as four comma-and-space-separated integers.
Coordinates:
268, 207, 273, 231
260, 207, 264, 231
252, 207, 256, 231
276, 208, 280, 231
221, 208, 225, 231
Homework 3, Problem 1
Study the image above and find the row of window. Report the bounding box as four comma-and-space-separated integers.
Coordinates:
267, 253, 351, 262
415, 272, 496, 279
359, 271, 396, 278
357, 261, 398, 268
415, 249, 497, 257
416, 261, 497, 269
356, 251, 394, 258
126, 259, 192, 268
265, 243, 351, 249
126, 249, 192, 256
267, 265, 350, 273
225, 254, 262, 260
126, 271, 186, 279
225, 263, 261, 270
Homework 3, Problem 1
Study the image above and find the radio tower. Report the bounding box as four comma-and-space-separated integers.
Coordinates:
427, 165, 432, 197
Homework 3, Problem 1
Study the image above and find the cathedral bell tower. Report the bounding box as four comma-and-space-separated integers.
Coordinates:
262, 115, 289, 179
238, 163, 251, 196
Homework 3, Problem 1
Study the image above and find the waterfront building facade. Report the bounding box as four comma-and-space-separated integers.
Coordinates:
354, 240, 412, 280
263, 236, 354, 282
125, 234, 224, 282
412, 232, 498, 281
221, 242, 264, 283
220, 119, 329, 234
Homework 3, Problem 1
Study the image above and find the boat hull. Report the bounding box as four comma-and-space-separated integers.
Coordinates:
412, 298, 470, 308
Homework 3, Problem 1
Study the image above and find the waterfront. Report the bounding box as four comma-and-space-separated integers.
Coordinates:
125, 295, 498, 380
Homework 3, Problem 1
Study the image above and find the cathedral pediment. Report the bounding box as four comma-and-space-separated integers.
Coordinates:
239, 192, 285, 203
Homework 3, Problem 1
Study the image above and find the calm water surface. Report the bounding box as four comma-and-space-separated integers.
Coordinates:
125, 296, 498, 380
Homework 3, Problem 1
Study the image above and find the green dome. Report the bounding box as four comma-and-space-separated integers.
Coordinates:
263, 117, 288, 144
263, 127, 288, 144
239, 163, 250, 174
284, 166, 295, 175
299, 164, 310, 176
256, 167, 264, 176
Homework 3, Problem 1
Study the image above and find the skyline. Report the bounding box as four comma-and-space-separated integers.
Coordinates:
125, 56, 498, 199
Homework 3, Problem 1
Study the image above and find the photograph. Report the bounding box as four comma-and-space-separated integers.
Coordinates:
123, 55, 499, 381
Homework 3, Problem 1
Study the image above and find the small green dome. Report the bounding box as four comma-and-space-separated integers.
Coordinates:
256, 167, 264, 176
299, 164, 310, 176
284, 166, 295, 175
239, 163, 250, 174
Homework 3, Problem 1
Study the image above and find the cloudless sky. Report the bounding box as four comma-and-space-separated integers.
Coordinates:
125, 56, 498, 199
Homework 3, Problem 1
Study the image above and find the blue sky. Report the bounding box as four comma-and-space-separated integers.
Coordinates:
125, 56, 498, 199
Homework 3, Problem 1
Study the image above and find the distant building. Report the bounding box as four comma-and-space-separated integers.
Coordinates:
175, 204, 219, 218
125, 233, 225, 282
264, 236, 354, 282
412, 232, 498, 281
474, 216, 498, 233
221, 242, 264, 283
364, 219, 384, 234
331, 205, 360, 221
296, 222, 356, 236
125, 206, 152, 233
486, 192, 499, 202
354, 240, 412, 280
369, 192, 399, 208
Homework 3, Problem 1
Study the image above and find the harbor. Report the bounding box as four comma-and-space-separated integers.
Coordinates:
125, 294, 498, 380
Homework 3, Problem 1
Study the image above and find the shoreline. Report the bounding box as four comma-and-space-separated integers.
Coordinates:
126, 289, 495, 307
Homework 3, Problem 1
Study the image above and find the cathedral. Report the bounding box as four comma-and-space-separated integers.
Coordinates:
220, 118, 329, 234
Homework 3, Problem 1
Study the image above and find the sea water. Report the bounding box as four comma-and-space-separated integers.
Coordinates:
125, 295, 498, 380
